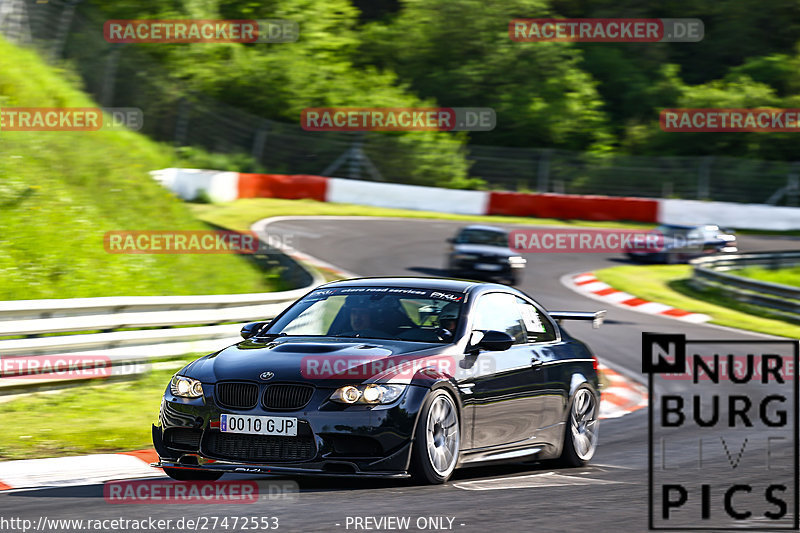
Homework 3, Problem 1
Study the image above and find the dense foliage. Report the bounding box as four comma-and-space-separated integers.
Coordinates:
79, 0, 800, 183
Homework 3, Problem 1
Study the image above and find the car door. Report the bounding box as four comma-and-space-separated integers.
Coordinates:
465, 292, 547, 450
514, 296, 566, 431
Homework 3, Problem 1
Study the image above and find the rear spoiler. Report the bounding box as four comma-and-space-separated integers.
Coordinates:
549, 310, 607, 329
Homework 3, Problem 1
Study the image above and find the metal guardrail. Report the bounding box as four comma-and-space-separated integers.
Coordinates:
0, 244, 325, 389
689, 251, 800, 321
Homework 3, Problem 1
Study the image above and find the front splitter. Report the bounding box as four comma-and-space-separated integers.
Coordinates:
155, 460, 410, 478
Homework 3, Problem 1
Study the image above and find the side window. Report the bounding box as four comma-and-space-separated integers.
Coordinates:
515, 297, 557, 343
472, 293, 526, 344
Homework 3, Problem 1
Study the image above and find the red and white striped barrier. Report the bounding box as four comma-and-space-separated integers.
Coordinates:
151, 168, 800, 230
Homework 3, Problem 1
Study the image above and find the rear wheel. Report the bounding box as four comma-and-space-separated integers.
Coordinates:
410, 390, 460, 484
557, 386, 599, 467
163, 466, 224, 481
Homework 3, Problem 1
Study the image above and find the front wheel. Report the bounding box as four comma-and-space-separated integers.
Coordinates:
557, 386, 599, 467
163, 466, 224, 481
410, 390, 460, 484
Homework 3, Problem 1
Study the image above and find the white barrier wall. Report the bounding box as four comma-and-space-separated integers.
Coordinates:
660, 199, 800, 231
326, 178, 489, 215
149, 168, 800, 231
150, 168, 239, 203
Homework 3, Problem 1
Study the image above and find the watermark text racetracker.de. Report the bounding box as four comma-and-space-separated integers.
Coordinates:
301, 107, 495, 132
104, 19, 298, 43
104, 478, 297, 504
661, 108, 800, 132
0, 355, 147, 380
103, 230, 292, 254
0, 107, 142, 131
509, 228, 704, 254
510, 18, 703, 42
301, 353, 496, 383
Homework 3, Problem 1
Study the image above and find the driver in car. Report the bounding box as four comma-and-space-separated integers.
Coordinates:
349, 306, 372, 332
438, 302, 459, 340
335, 300, 387, 338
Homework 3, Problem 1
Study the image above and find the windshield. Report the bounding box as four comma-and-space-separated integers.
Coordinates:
455, 229, 508, 247
264, 287, 464, 343
654, 225, 693, 237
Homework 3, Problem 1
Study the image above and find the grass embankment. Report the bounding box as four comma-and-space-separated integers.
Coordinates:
0, 38, 277, 299
733, 266, 800, 287
594, 265, 800, 338
0, 360, 190, 460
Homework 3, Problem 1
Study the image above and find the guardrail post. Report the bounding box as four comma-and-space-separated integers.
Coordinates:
788, 163, 800, 207
536, 149, 551, 192
697, 156, 713, 200
252, 120, 270, 164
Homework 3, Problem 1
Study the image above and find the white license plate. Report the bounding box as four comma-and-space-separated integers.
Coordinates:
220, 414, 298, 436
474, 263, 502, 271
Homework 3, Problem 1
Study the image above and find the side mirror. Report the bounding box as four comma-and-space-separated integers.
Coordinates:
241, 321, 269, 339
470, 330, 514, 351
446, 237, 455, 244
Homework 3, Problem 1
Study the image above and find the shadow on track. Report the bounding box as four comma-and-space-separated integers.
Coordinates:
2, 461, 577, 498
406, 266, 453, 277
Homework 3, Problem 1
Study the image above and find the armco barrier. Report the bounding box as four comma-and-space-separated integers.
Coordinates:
690, 251, 800, 321
0, 224, 325, 390
487, 191, 659, 222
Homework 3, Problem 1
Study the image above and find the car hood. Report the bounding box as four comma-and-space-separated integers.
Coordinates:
182, 336, 448, 387
453, 243, 517, 257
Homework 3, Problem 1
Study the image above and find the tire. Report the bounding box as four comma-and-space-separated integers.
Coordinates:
410, 390, 460, 484
557, 386, 599, 468
163, 466, 224, 481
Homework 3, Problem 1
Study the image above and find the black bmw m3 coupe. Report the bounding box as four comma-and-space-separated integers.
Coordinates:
153, 277, 604, 484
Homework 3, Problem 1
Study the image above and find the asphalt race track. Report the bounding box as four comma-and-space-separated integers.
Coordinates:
3, 217, 800, 533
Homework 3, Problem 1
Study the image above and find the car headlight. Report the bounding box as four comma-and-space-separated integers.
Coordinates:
330, 384, 407, 405
170, 375, 204, 398
452, 253, 478, 261
507, 256, 527, 266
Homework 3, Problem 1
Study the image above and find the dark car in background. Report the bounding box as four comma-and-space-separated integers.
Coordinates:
446, 225, 527, 285
153, 277, 603, 484
625, 223, 737, 264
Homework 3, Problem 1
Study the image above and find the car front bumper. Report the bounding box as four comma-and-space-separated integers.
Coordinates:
153, 384, 430, 476
450, 259, 519, 278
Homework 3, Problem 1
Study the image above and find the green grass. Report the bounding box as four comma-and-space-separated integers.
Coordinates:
594, 265, 800, 338
188, 197, 654, 233
733, 266, 800, 287
0, 37, 276, 299
0, 361, 191, 460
